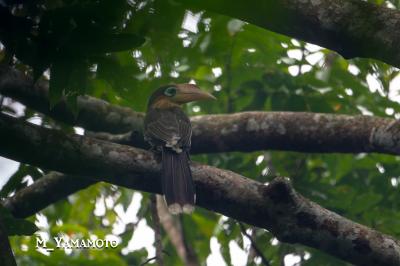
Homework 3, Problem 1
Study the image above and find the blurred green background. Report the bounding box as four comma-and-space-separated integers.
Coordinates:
1, 0, 400, 265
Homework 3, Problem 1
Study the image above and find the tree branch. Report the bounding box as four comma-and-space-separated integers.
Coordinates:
3, 172, 95, 218
3, 175, 94, 218
176, 0, 400, 68
150, 194, 164, 266
0, 65, 144, 134
191, 112, 400, 154
1, 113, 400, 265
1, 66, 399, 155
90, 111, 400, 155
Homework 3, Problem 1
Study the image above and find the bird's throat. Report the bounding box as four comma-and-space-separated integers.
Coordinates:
151, 97, 181, 109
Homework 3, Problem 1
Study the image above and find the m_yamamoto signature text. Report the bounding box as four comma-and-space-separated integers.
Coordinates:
36, 235, 118, 252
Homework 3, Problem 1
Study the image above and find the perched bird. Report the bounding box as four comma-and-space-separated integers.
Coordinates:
144, 84, 215, 214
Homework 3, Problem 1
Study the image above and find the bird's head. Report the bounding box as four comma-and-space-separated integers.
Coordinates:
148, 83, 216, 109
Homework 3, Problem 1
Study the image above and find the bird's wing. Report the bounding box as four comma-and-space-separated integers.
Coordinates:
144, 108, 192, 152
177, 113, 192, 148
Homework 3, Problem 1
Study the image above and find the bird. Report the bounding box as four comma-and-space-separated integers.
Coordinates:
144, 84, 216, 214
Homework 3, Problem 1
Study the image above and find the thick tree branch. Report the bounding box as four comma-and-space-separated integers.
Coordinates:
191, 112, 400, 154
3, 173, 96, 218
3, 172, 94, 218
86, 131, 135, 146
177, 0, 400, 68
0, 65, 144, 134
1, 113, 400, 265
1, 66, 400, 155
90, 112, 400, 155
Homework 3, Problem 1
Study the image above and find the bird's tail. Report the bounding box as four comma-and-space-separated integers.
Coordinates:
161, 147, 195, 214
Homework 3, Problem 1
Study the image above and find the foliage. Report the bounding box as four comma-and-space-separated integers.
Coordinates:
1, 0, 400, 265
0, 205, 38, 236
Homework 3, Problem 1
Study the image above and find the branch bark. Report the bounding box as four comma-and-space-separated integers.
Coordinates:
191, 112, 400, 154
0, 65, 144, 134
3, 172, 95, 218
1, 66, 400, 155
1, 113, 400, 265
176, 0, 400, 68
89, 112, 400, 155
3, 172, 94, 218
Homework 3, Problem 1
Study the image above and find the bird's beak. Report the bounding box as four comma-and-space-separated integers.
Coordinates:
174, 83, 216, 103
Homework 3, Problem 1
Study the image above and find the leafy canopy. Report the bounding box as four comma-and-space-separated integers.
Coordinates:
1, 0, 400, 265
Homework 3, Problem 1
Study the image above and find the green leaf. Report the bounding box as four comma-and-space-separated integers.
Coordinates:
67, 32, 146, 56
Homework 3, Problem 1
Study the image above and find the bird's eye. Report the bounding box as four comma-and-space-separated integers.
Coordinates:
164, 87, 177, 97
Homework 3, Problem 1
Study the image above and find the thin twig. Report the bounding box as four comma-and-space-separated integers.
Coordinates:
239, 223, 270, 266
151, 194, 164, 266
140, 256, 157, 266
139, 249, 170, 265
